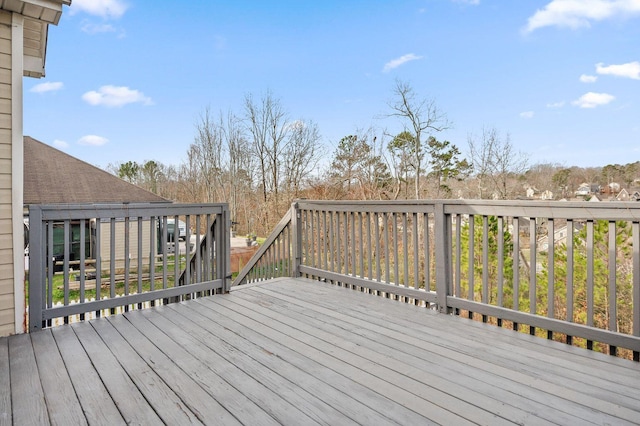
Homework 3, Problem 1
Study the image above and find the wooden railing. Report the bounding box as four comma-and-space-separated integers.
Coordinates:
234, 200, 640, 360
28, 203, 230, 331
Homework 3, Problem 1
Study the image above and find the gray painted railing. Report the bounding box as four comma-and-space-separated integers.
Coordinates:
28, 203, 230, 331
234, 200, 640, 360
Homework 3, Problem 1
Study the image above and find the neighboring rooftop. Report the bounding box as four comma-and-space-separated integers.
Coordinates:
23, 136, 169, 205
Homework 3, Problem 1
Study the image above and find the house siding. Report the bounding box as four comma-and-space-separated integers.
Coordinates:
0, 9, 13, 336
98, 219, 154, 270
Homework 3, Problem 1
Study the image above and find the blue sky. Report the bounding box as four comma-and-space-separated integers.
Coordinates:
24, 0, 640, 170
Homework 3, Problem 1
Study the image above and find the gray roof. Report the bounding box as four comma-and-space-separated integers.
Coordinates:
24, 136, 169, 205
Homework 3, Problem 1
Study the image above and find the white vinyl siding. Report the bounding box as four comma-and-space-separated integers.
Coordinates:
0, 8, 12, 336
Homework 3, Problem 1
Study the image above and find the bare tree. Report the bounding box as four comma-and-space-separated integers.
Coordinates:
283, 119, 322, 199
191, 107, 224, 203
245, 92, 290, 216
387, 80, 450, 199
468, 127, 528, 199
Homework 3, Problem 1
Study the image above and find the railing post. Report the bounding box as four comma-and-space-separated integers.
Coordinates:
28, 205, 44, 332
291, 202, 302, 278
434, 202, 452, 314
223, 205, 231, 292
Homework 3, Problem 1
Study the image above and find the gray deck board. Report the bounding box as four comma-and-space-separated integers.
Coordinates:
89, 318, 203, 425
2, 277, 640, 425
169, 300, 414, 426
256, 281, 640, 423
30, 330, 87, 426
70, 321, 164, 425
0, 338, 10, 426
8, 334, 49, 425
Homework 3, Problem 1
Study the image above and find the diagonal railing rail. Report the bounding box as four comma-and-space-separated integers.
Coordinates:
235, 199, 640, 360
28, 203, 230, 331
234, 207, 294, 285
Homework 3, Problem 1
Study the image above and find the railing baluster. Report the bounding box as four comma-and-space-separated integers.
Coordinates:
323, 210, 328, 273
426, 212, 431, 292
497, 216, 504, 309
633, 221, 640, 362
162, 216, 168, 290
482, 215, 489, 323
586, 220, 594, 350
195, 215, 202, 285
512, 217, 520, 329
384, 212, 390, 286
413, 213, 419, 291
608, 220, 617, 356
367, 212, 373, 284
317, 210, 323, 274
47, 222, 53, 326
80, 219, 86, 320
455, 213, 461, 300
548, 218, 555, 340
393, 212, 399, 289
468, 214, 475, 316
529, 217, 537, 335
359, 212, 364, 282
566, 219, 574, 345
137, 217, 143, 306
375, 212, 381, 283
149, 217, 156, 297
403, 212, 409, 289
350, 212, 356, 279
344, 211, 349, 279
95, 219, 101, 317
63, 220, 70, 324
124, 217, 130, 306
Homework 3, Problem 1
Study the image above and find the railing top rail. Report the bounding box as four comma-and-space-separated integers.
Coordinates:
296, 199, 640, 220
28, 202, 226, 221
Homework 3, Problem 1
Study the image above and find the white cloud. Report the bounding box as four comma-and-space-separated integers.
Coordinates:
580, 74, 598, 83
519, 111, 535, 119
546, 101, 566, 108
78, 135, 109, 146
452, 0, 480, 4
383, 53, 423, 73
82, 85, 153, 108
53, 140, 69, 149
524, 0, 640, 33
81, 22, 116, 34
70, 0, 128, 19
596, 61, 640, 79
572, 92, 615, 108
30, 82, 63, 93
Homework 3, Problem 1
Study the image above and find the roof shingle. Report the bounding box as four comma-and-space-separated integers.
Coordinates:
24, 136, 169, 205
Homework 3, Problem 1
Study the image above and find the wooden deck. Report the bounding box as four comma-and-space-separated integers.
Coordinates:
2, 278, 640, 425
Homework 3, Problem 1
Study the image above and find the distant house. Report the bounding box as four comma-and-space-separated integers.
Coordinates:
526, 187, 536, 199
540, 190, 553, 200
24, 136, 171, 269
537, 222, 584, 252
616, 188, 630, 201
575, 184, 591, 197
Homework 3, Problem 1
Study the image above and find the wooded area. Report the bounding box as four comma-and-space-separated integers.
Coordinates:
107, 82, 640, 238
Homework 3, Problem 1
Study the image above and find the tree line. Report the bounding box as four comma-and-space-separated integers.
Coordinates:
108, 80, 640, 236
